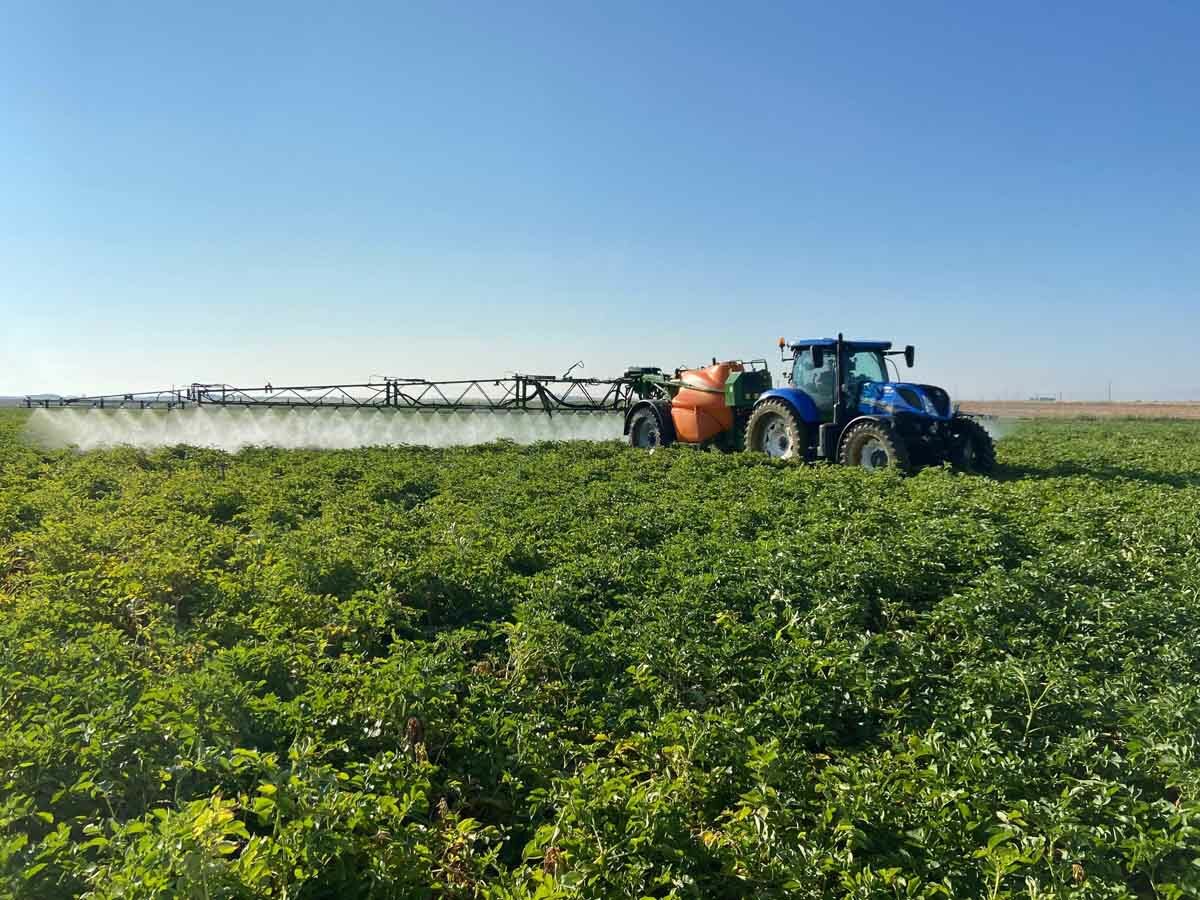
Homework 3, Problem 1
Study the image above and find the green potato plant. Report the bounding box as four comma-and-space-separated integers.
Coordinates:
1, 408, 1198, 898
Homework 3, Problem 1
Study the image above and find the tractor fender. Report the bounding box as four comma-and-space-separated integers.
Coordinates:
836, 414, 898, 450
844, 415, 892, 429
755, 388, 822, 425
840, 413, 890, 431
623, 399, 677, 442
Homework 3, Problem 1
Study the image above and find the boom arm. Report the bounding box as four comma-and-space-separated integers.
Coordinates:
25, 372, 653, 414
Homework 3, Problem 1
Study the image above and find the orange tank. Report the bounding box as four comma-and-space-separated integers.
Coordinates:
670, 361, 743, 443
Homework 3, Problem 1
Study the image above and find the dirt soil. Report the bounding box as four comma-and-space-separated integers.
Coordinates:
960, 401, 1200, 420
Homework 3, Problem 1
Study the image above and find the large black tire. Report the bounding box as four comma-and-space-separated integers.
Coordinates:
745, 400, 807, 460
949, 416, 996, 475
838, 419, 911, 473
628, 408, 670, 450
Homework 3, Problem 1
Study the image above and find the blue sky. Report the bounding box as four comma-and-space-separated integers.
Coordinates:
2, 1, 1197, 399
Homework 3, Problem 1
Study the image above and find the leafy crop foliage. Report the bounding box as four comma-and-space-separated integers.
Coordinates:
2, 409, 1199, 898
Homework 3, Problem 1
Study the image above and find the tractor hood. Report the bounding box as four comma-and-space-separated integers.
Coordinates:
856, 382, 953, 420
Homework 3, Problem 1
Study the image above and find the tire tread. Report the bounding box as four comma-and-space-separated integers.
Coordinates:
838, 419, 912, 473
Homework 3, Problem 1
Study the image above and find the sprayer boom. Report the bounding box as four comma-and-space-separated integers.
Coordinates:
24, 372, 654, 415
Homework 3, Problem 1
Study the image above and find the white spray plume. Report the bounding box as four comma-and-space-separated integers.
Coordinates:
975, 416, 1014, 442
25, 407, 625, 452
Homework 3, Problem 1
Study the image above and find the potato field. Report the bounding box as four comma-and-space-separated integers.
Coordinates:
1, 410, 1198, 899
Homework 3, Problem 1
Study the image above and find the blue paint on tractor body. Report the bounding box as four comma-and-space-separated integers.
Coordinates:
758, 387, 823, 424
855, 381, 953, 420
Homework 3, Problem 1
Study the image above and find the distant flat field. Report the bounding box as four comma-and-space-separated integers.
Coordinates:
961, 400, 1200, 419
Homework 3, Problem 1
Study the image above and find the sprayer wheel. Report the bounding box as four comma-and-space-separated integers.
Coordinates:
949, 415, 996, 475
628, 408, 668, 450
838, 419, 911, 474
745, 400, 806, 460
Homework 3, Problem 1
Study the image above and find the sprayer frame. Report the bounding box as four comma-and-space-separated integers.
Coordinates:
24, 374, 643, 415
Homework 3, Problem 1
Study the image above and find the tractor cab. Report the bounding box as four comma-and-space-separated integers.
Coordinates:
781, 337, 951, 424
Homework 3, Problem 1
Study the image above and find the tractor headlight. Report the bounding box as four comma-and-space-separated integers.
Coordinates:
921, 393, 939, 417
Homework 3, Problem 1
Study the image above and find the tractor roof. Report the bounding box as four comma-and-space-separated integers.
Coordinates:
787, 338, 892, 351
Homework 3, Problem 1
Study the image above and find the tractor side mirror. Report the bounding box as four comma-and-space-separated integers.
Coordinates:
810, 347, 824, 368
904, 345, 915, 368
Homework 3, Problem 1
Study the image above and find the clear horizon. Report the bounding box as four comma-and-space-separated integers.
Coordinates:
3, 2, 1198, 401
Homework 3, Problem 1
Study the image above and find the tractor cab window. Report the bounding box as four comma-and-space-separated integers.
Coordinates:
845, 350, 886, 389
792, 349, 836, 415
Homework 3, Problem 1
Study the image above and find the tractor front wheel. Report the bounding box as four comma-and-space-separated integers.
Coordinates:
949, 416, 996, 474
745, 400, 806, 460
838, 420, 911, 473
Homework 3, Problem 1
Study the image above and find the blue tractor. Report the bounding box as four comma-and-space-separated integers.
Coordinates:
623, 333, 995, 474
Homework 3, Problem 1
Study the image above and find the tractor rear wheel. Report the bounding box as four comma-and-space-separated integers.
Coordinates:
949, 416, 996, 474
838, 420, 911, 473
628, 408, 669, 450
745, 400, 806, 460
